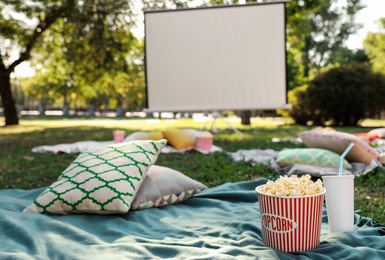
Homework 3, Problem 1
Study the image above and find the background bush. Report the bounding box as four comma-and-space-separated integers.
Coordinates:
286, 84, 312, 125
291, 64, 385, 126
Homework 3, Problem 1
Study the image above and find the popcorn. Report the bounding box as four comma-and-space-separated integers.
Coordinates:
260, 175, 324, 196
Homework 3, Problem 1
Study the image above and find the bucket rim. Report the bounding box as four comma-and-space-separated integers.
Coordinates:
255, 184, 326, 198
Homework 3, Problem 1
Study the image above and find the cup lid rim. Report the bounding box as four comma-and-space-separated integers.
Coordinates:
322, 175, 355, 179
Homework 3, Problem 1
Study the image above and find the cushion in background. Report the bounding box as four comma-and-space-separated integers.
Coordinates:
131, 165, 207, 210
162, 129, 195, 150
23, 139, 167, 214
125, 131, 164, 142
276, 148, 352, 169
180, 128, 200, 141
298, 130, 379, 164
368, 128, 385, 139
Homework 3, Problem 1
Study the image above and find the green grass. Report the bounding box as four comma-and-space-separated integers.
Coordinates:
1, 116, 384, 224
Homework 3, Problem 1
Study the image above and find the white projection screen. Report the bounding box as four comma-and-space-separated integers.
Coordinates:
144, 2, 288, 112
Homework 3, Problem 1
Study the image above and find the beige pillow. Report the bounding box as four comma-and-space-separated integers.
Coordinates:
131, 165, 207, 210
162, 129, 195, 150
298, 130, 379, 164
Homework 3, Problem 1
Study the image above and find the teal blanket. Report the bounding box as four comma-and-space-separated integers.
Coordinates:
1, 178, 384, 259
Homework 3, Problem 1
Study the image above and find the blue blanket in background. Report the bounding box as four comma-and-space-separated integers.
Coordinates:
1, 178, 384, 259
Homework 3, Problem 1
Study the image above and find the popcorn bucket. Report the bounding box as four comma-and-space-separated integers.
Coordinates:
256, 185, 325, 252
195, 131, 214, 151
113, 130, 125, 143
195, 136, 213, 151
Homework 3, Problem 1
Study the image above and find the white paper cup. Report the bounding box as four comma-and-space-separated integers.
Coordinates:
256, 185, 325, 252
322, 175, 355, 233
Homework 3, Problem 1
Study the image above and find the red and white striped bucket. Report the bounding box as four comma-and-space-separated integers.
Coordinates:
256, 185, 325, 252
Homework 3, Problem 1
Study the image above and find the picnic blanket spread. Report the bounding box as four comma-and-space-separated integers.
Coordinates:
1, 178, 384, 259
31, 137, 384, 177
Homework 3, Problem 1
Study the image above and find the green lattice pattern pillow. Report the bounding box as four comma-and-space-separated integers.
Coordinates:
276, 148, 352, 169
23, 139, 167, 214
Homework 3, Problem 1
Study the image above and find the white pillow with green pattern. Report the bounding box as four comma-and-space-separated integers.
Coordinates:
23, 139, 167, 214
276, 148, 352, 169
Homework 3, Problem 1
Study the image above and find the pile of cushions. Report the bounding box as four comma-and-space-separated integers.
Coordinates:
274, 128, 384, 175
269, 127, 385, 175
298, 129, 379, 164
24, 139, 206, 215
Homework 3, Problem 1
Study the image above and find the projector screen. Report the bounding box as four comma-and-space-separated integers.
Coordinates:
144, 2, 288, 112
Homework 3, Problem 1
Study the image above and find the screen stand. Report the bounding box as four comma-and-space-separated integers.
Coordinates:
199, 111, 245, 138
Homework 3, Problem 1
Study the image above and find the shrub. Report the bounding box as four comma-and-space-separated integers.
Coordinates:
295, 64, 385, 126
287, 84, 313, 125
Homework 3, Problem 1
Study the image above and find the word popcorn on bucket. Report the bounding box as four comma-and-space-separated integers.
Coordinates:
256, 175, 326, 252
261, 214, 297, 233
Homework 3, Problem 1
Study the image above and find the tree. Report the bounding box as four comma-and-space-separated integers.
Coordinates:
1, 0, 198, 125
0, 1, 78, 126
363, 18, 385, 74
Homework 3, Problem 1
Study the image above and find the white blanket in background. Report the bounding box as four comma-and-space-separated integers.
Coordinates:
31, 140, 222, 154
32, 140, 114, 154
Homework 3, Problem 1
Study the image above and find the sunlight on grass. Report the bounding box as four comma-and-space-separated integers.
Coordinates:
1, 116, 292, 134
360, 119, 385, 127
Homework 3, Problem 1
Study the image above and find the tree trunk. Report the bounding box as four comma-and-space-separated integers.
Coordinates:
240, 110, 251, 125
87, 105, 95, 117
116, 106, 124, 117
63, 105, 69, 116
0, 70, 19, 126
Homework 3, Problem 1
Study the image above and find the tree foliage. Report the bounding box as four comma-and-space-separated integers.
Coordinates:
286, 0, 364, 89
29, 2, 142, 111
363, 18, 385, 73
326, 47, 369, 66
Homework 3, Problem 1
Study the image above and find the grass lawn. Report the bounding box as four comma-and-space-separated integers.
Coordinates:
1, 116, 385, 224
